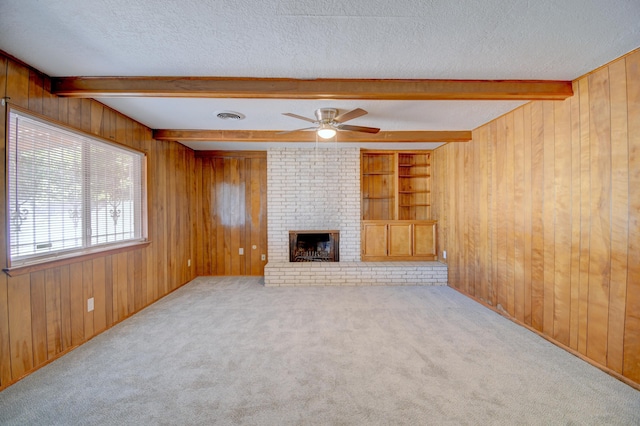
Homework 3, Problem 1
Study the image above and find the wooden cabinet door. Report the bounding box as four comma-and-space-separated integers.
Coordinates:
362, 223, 388, 257
414, 222, 436, 257
388, 223, 413, 257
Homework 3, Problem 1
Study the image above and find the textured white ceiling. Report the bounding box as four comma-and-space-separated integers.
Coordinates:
97, 98, 527, 131
1, 0, 639, 149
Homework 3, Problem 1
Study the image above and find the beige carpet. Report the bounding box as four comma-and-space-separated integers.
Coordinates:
0, 276, 638, 425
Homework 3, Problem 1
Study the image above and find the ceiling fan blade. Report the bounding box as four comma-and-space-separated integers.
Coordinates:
336, 124, 380, 134
282, 112, 316, 123
333, 108, 368, 123
277, 127, 317, 134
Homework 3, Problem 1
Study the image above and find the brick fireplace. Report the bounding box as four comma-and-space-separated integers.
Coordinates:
266, 147, 360, 263
264, 146, 447, 286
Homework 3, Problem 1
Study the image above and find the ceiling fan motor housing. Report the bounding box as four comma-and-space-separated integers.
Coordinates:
315, 108, 338, 123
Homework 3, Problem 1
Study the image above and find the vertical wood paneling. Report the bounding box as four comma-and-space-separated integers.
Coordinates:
166, 144, 177, 288
133, 249, 144, 311
104, 255, 114, 327
230, 158, 241, 275
0, 54, 197, 390
58, 97, 68, 123
59, 266, 72, 351
6, 59, 29, 108
92, 258, 107, 334
82, 260, 94, 340
42, 84, 59, 120
140, 248, 148, 309
67, 98, 81, 128
45, 268, 62, 359
607, 59, 628, 374
250, 158, 262, 275
259, 156, 268, 267
530, 101, 545, 331
456, 145, 466, 291
195, 153, 267, 276
478, 126, 491, 306
69, 263, 84, 346
586, 68, 612, 365
505, 113, 515, 316
27, 70, 44, 114
468, 142, 476, 294
513, 107, 525, 323
623, 51, 640, 383
126, 250, 135, 313
154, 140, 168, 298
215, 158, 226, 272
433, 49, 640, 387
577, 77, 591, 356
0, 275, 11, 385
469, 139, 479, 296
239, 160, 248, 274
30, 271, 47, 366
7, 274, 33, 380
522, 103, 533, 326
80, 99, 92, 134
542, 101, 556, 336
114, 252, 128, 321
0, 57, 10, 387
488, 121, 497, 306
496, 118, 507, 311
569, 81, 582, 350
553, 97, 572, 346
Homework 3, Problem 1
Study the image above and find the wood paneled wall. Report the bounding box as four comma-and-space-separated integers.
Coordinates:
194, 152, 267, 276
432, 49, 640, 387
0, 54, 198, 390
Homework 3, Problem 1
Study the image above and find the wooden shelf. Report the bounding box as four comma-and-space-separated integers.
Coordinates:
362, 150, 432, 222
398, 163, 431, 167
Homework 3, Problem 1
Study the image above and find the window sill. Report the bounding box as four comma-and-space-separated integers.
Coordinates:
3, 240, 152, 277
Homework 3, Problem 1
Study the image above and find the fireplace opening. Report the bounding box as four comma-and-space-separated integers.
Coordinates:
289, 230, 339, 262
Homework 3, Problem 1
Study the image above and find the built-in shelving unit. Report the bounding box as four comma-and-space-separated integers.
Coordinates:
361, 150, 436, 261
397, 152, 431, 220
361, 152, 396, 220
361, 151, 431, 221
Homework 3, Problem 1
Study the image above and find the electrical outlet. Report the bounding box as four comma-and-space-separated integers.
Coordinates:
443, 250, 447, 259
239, 248, 244, 255
187, 259, 191, 267
87, 297, 94, 312
261, 254, 266, 261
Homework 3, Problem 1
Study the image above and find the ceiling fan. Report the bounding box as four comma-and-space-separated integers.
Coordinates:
281, 108, 380, 139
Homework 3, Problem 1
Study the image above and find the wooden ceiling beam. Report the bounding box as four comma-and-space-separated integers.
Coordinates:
52, 77, 573, 100
152, 129, 472, 143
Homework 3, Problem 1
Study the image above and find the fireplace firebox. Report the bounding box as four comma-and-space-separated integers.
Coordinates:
289, 231, 339, 262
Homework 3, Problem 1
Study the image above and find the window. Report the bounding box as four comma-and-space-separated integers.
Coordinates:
7, 109, 146, 267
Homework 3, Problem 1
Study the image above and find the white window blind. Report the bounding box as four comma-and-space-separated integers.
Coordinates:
7, 110, 146, 266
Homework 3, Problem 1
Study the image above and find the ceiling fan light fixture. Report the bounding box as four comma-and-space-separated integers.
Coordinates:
317, 124, 337, 139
